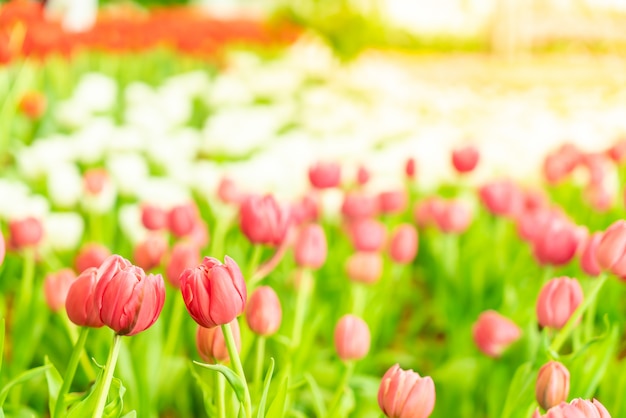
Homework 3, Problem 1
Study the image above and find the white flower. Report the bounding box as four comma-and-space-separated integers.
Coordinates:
134, 177, 190, 208
46, 163, 83, 208
106, 153, 149, 197
207, 73, 254, 107
73, 73, 118, 113
55, 99, 93, 129
44, 212, 84, 251
118, 204, 147, 245
72, 117, 115, 164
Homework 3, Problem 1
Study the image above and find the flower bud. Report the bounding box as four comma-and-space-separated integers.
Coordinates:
294, 223, 327, 269
18, 91, 47, 119
536, 361, 570, 410
196, 320, 241, 364
378, 190, 407, 214
83, 168, 109, 196
245, 286, 282, 336
452, 145, 479, 174
536, 277, 583, 329
533, 403, 587, 418
543, 144, 581, 185
290, 194, 319, 225
350, 218, 386, 252
217, 177, 245, 205
479, 180, 523, 218
308, 161, 341, 189
596, 220, 626, 277
9, 216, 43, 248
378, 364, 435, 418
607, 138, 626, 164
133, 233, 168, 271
389, 224, 418, 264
74, 243, 111, 273
65, 267, 104, 328
0, 229, 5, 267
141, 203, 168, 231
44, 269, 76, 312
168, 202, 199, 238
570, 398, 611, 418
341, 192, 378, 220
580, 232, 603, 277
239, 194, 291, 246
405, 158, 416, 178
472, 310, 521, 358
346, 251, 383, 284
166, 241, 200, 288
356, 165, 370, 185
180, 256, 247, 328
433, 200, 472, 234
95, 258, 165, 336
334, 314, 370, 361
532, 217, 579, 266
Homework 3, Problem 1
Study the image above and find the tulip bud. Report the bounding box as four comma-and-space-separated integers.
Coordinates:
245, 286, 282, 336
532, 217, 579, 266
180, 256, 247, 328
405, 158, 416, 178
290, 194, 319, 225
533, 403, 587, 418
168, 202, 199, 238
378, 190, 407, 214
356, 165, 370, 185
378, 364, 435, 418
95, 258, 165, 336
0, 229, 5, 267
580, 232, 603, 277
196, 320, 241, 364
596, 220, 626, 278
217, 177, 245, 205
536, 361, 570, 410
65, 267, 104, 328
239, 194, 291, 246
141, 203, 168, 231
472, 310, 521, 358
308, 161, 341, 189
44, 269, 76, 312
536, 277, 583, 329
479, 180, 523, 218
334, 314, 370, 361
294, 223, 327, 269
389, 224, 418, 264
83, 168, 109, 196
345, 251, 383, 284
18, 91, 47, 119
350, 218, 386, 252
543, 144, 581, 185
414, 198, 443, 228
341, 192, 378, 220
9, 216, 43, 249
74, 242, 111, 273
607, 138, 626, 164
166, 241, 200, 288
434, 200, 472, 234
133, 233, 168, 271
452, 145, 479, 174
516, 208, 557, 243
570, 398, 611, 418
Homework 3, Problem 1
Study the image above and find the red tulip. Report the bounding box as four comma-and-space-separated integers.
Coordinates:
65, 267, 104, 328
166, 241, 200, 288
580, 232, 603, 277
141, 203, 168, 231
44, 269, 76, 312
9, 216, 43, 249
536, 277, 583, 329
180, 256, 247, 328
472, 310, 521, 358
389, 224, 418, 264
133, 233, 168, 271
196, 320, 241, 364
308, 161, 341, 189
378, 190, 407, 214
532, 217, 580, 266
451, 145, 479, 174
239, 194, 291, 246
378, 364, 435, 418
405, 158, 416, 178
536, 361, 570, 410
245, 286, 282, 336
334, 314, 370, 361
341, 192, 378, 220
75, 243, 111, 273
350, 218, 386, 252
294, 223, 327, 269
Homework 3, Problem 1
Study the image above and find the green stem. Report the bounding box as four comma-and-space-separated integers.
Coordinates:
88, 210, 103, 244
221, 323, 252, 418
54, 327, 90, 418
162, 294, 186, 358
291, 268, 312, 350
62, 316, 95, 382
92, 334, 122, 418
18, 247, 35, 315
216, 372, 226, 418
253, 336, 266, 389
247, 245, 264, 282
584, 279, 599, 341
351, 284, 367, 317
327, 362, 355, 418
550, 275, 608, 354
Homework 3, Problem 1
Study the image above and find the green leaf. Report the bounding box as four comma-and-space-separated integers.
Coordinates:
67, 374, 125, 418
102, 378, 126, 418
193, 361, 246, 404
44, 357, 63, 418
256, 358, 275, 418
303, 373, 326, 418
0, 364, 52, 407
188, 364, 216, 418
120, 412, 136, 418
266, 376, 288, 418
500, 362, 537, 418
0, 318, 5, 375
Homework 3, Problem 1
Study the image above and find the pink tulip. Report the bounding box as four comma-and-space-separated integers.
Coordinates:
245, 286, 282, 336
341, 192, 379, 220
405, 158, 416, 178
166, 241, 200, 288
580, 232, 603, 277
532, 403, 587, 418
389, 224, 418, 264
141, 203, 168, 231
345, 252, 383, 284
536, 361, 570, 410
133, 233, 168, 271
350, 218, 386, 252
196, 320, 241, 364
65, 267, 104, 328
472, 310, 521, 358
607, 138, 626, 164
74, 243, 111, 273
356, 165, 370, 185
543, 144, 581, 185
239, 194, 291, 246
294, 223, 327, 269
378, 364, 435, 418
479, 180, 523, 218
217, 177, 245, 205
378, 190, 407, 214
9, 216, 43, 248
0, 229, 5, 267
334, 314, 371, 361
433, 200, 472, 234
308, 161, 341, 189
451, 145, 479, 174
534, 399, 611, 418
570, 399, 612, 418
532, 217, 579, 266
168, 202, 199, 238
83, 168, 109, 196
596, 220, 626, 278
536, 277, 583, 329
179, 256, 247, 329
290, 194, 319, 225
44, 269, 76, 312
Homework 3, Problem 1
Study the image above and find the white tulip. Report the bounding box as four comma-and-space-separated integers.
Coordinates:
44, 212, 84, 251
46, 163, 83, 208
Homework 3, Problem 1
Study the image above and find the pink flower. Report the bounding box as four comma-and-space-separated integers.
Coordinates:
0, 229, 5, 267
179, 256, 247, 328
168, 202, 199, 238
308, 161, 341, 189
65, 267, 104, 328
341, 192, 379, 220
433, 200, 472, 234
166, 241, 200, 288
345, 252, 383, 285
451, 145, 479, 174
350, 218, 386, 252
133, 233, 168, 271
334, 314, 371, 361
196, 320, 241, 364
356, 165, 370, 185
217, 177, 245, 205
389, 224, 418, 264
596, 220, 626, 277
580, 232, 603, 277
378, 190, 407, 214
239, 194, 291, 246
378, 364, 435, 418
83, 168, 110, 196
536, 277, 583, 329
532, 217, 580, 266
44, 269, 76, 312
74, 243, 111, 273
405, 158, 416, 178
245, 286, 282, 336
294, 223, 327, 269
472, 310, 521, 358
536, 361, 570, 410
479, 180, 523, 218
141, 203, 168, 231
570, 398, 611, 418
543, 144, 581, 185
9, 216, 43, 249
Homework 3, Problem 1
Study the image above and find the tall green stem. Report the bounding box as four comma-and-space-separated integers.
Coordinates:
92, 334, 122, 418
253, 336, 266, 389
351, 284, 367, 317
54, 327, 90, 418
550, 275, 608, 353
247, 245, 264, 282
62, 316, 95, 382
215, 372, 226, 418
162, 294, 186, 358
327, 362, 355, 417
291, 268, 312, 350
18, 247, 35, 314
221, 323, 252, 418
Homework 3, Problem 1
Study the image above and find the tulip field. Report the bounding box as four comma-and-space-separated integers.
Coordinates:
4, 1, 626, 418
